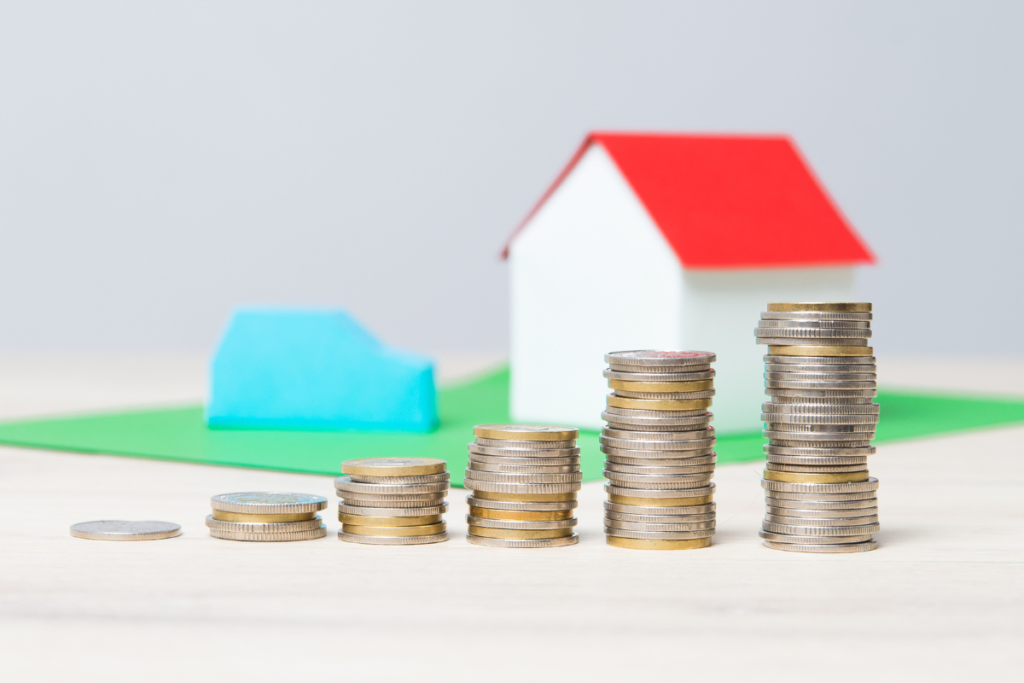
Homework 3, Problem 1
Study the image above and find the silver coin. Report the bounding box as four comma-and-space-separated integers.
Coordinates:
765, 513, 879, 527
69, 520, 181, 542
347, 472, 451, 485
463, 478, 581, 494
604, 527, 715, 540
764, 430, 874, 442
765, 490, 878, 503
766, 462, 868, 473
210, 525, 327, 542
754, 327, 872, 339
604, 471, 714, 488
762, 521, 880, 536
768, 395, 875, 405
763, 539, 878, 553
765, 372, 876, 383
766, 496, 877, 510
604, 510, 716, 524
765, 364, 877, 376
468, 460, 580, 474
466, 534, 579, 548
761, 402, 879, 415
603, 368, 716, 382
462, 469, 583, 484
605, 482, 715, 499
204, 515, 324, 533
602, 413, 713, 432
604, 462, 716, 475
757, 337, 870, 346
765, 380, 877, 390
759, 530, 874, 545
764, 445, 876, 457
766, 422, 876, 433
602, 427, 714, 441
338, 502, 448, 517
766, 388, 878, 398
768, 438, 873, 449
600, 436, 716, 451
474, 437, 576, 450
762, 413, 880, 425
338, 531, 449, 545
466, 496, 578, 512
603, 501, 716, 516
338, 494, 446, 507
766, 454, 869, 466
334, 476, 449, 496
763, 354, 876, 364
466, 515, 578, 530
604, 518, 716, 532
766, 506, 878, 519
612, 389, 717, 400
601, 445, 716, 459
760, 311, 872, 321
604, 406, 710, 418
605, 350, 716, 369
758, 319, 871, 329
762, 477, 879, 494
210, 492, 328, 514
606, 454, 717, 467
469, 443, 580, 459
468, 452, 579, 466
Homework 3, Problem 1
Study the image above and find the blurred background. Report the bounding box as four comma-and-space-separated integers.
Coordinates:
1, 1, 1022, 358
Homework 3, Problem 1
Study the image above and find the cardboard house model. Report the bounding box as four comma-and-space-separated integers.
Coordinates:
504, 133, 875, 434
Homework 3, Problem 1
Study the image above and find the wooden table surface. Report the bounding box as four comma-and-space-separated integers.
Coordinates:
0, 355, 1021, 682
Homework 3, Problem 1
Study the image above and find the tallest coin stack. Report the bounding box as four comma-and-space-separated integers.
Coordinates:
755, 302, 881, 553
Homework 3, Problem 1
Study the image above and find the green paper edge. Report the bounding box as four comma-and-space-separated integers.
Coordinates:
0, 366, 1022, 486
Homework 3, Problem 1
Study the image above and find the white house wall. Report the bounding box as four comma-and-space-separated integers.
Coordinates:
680, 267, 856, 433
510, 143, 684, 429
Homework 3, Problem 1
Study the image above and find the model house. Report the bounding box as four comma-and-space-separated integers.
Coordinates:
505, 132, 874, 433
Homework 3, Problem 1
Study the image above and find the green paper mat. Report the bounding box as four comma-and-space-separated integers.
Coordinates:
0, 366, 1022, 485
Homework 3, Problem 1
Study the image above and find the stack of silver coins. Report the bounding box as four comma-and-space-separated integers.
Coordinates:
464, 424, 581, 548
335, 458, 450, 544
206, 492, 328, 541
600, 351, 718, 550
755, 302, 880, 553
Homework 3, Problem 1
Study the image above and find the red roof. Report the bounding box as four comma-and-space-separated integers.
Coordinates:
504, 132, 874, 269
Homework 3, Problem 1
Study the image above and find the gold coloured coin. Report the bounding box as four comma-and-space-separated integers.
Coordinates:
607, 395, 713, 411
768, 345, 875, 357
469, 507, 573, 521
767, 302, 872, 313
471, 491, 577, 503
468, 526, 574, 540
608, 493, 713, 507
763, 469, 870, 484
473, 424, 578, 441
211, 510, 317, 523
338, 513, 442, 527
606, 536, 712, 550
341, 522, 446, 537
342, 458, 447, 477
608, 379, 714, 393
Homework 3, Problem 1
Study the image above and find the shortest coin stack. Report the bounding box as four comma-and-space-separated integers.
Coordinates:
464, 424, 581, 548
207, 492, 328, 541
335, 458, 450, 545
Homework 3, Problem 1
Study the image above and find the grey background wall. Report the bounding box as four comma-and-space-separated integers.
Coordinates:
1, 1, 1021, 356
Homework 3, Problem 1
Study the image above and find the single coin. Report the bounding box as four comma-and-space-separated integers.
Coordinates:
334, 476, 449, 496
339, 531, 449, 545
338, 513, 443, 527
613, 389, 716, 400
766, 497, 877, 510
603, 501, 716, 516
604, 510, 717, 524
605, 350, 717, 369
463, 469, 583, 484
603, 471, 714, 488
607, 395, 712, 411
758, 319, 871, 329
604, 462, 716, 475
601, 445, 716, 460
766, 454, 869, 466
603, 368, 716, 382
475, 437, 577, 450
70, 520, 181, 542
209, 525, 327, 542
602, 427, 715, 442
764, 477, 880, 495
463, 478, 581, 495
468, 526, 574, 540
765, 379, 877, 390
466, 534, 579, 548
762, 413, 880, 425
764, 430, 873, 442
211, 510, 318, 523
342, 522, 446, 537
474, 424, 578, 441
755, 327, 872, 339
606, 454, 717, 467
766, 422, 875, 433
604, 406, 710, 418
342, 457, 447, 477
608, 493, 714, 507
469, 506, 574, 521
760, 310, 872, 321
468, 444, 580, 459
766, 462, 867, 473
604, 527, 715, 540
205, 515, 323, 533
606, 536, 712, 550
338, 502, 448, 517
338, 494, 447, 507
765, 513, 880, 527
601, 436, 716, 452
605, 482, 715, 499
763, 539, 878, 553
210, 492, 328, 515
764, 354, 876, 365
604, 518, 716, 532
466, 515, 577, 530
765, 489, 878, 502
766, 508, 879, 522
759, 337, 869, 347
768, 345, 875, 357
468, 460, 579, 474
609, 379, 714, 393
470, 490, 577, 503
347, 472, 451, 485
761, 402, 879, 415
767, 388, 878, 399
767, 302, 872, 313
765, 371, 877, 382
469, 451, 579, 466
768, 438, 873, 449
602, 412, 713, 432
768, 395, 874, 405
764, 469, 870, 484
762, 521, 880, 537
466, 495, 578, 511
759, 530, 874, 545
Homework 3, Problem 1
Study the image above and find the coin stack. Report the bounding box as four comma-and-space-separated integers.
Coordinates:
755, 302, 880, 553
600, 351, 718, 550
335, 458, 450, 545
206, 492, 328, 541
464, 424, 581, 548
